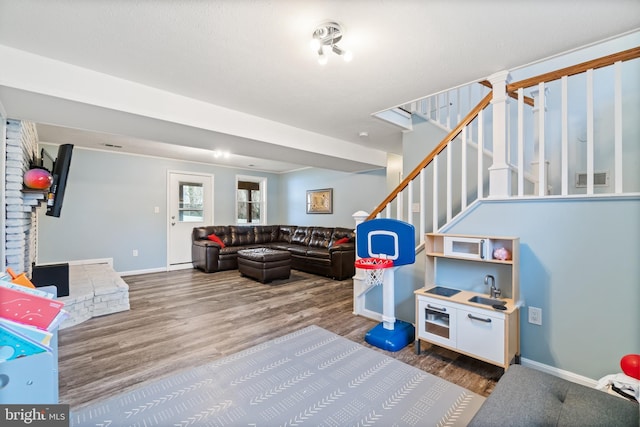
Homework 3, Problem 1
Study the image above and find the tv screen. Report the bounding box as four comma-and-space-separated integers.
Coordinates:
46, 144, 74, 217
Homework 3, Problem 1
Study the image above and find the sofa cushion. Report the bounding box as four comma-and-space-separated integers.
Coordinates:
277, 226, 296, 243
193, 226, 231, 246
468, 365, 639, 427
308, 227, 333, 249
230, 226, 255, 246
305, 247, 331, 259
329, 228, 355, 247
291, 227, 312, 246
287, 245, 308, 256
254, 225, 279, 244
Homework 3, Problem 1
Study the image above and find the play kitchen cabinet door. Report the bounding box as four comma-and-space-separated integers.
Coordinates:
457, 307, 505, 365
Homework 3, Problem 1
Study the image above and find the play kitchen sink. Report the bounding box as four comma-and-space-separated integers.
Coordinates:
468, 295, 506, 306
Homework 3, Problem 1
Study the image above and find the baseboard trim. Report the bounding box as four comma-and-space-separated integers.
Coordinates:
168, 263, 194, 272
520, 357, 598, 387
37, 257, 114, 267
355, 308, 383, 322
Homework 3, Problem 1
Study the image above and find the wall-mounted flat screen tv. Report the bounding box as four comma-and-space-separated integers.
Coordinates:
46, 144, 74, 218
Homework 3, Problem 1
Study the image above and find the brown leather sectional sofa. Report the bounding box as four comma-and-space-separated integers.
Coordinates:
192, 225, 356, 280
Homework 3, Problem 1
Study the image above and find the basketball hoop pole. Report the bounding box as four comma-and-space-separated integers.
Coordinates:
381, 267, 396, 330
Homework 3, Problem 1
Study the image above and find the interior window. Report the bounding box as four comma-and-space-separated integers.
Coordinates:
178, 182, 204, 222
236, 178, 265, 224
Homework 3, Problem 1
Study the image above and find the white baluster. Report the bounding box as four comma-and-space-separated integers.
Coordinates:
446, 144, 452, 222
433, 156, 439, 232
419, 169, 426, 244
586, 69, 594, 195
461, 126, 468, 209
614, 61, 623, 194
477, 109, 484, 199
538, 82, 546, 197
561, 76, 569, 196
407, 180, 414, 227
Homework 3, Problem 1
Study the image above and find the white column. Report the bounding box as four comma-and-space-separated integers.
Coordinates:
487, 70, 512, 197
352, 210, 369, 316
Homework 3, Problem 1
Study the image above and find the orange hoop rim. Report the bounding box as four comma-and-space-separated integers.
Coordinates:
355, 257, 394, 270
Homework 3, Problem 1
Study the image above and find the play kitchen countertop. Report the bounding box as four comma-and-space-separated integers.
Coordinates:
415, 287, 520, 315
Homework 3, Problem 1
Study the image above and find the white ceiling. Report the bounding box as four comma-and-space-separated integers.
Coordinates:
1, 1, 639, 173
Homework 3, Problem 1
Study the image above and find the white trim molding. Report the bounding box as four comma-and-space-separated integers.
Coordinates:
520, 357, 599, 388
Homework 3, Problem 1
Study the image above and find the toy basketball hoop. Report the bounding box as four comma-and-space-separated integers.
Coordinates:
355, 257, 394, 287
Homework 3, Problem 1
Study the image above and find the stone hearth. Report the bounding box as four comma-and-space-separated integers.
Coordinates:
59, 263, 130, 329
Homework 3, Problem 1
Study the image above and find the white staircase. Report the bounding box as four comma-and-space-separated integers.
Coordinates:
355, 46, 640, 320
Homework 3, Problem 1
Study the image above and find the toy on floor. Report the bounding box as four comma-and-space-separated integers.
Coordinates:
356, 218, 415, 352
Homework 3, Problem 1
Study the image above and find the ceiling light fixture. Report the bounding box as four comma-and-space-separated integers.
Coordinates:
213, 150, 230, 159
310, 21, 352, 65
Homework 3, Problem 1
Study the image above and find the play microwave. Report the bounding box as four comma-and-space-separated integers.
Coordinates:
443, 236, 490, 260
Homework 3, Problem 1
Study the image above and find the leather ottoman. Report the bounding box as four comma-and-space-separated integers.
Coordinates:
237, 248, 291, 283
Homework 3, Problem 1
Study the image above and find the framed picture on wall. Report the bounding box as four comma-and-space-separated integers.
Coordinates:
306, 188, 333, 214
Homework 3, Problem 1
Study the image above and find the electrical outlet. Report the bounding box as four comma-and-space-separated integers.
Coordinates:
528, 306, 542, 325
132, 249, 139, 257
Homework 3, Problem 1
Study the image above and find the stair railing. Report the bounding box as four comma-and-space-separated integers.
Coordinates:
354, 45, 640, 322
368, 46, 640, 233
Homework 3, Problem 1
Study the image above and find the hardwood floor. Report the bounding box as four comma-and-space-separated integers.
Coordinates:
58, 268, 503, 410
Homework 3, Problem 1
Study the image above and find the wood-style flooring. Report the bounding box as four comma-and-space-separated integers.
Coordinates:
58, 268, 504, 410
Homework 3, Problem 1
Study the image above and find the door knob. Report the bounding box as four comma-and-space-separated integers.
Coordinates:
171, 222, 176, 226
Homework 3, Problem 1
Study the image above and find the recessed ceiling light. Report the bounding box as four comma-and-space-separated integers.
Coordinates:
359, 131, 369, 138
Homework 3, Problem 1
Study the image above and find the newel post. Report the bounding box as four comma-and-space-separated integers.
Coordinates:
352, 210, 368, 316
487, 70, 512, 197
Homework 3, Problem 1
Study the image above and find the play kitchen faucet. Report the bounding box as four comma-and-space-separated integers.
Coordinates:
484, 274, 501, 298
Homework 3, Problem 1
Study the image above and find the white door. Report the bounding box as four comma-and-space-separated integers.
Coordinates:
168, 172, 213, 270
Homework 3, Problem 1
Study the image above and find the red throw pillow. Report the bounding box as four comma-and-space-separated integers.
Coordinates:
333, 237, 350, 247
207, 234, 225, 248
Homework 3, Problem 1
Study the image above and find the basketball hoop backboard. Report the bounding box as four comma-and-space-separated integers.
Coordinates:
356, 218, 415, 266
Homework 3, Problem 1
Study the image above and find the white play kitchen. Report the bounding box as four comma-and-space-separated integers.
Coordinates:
415, 233, 520, 370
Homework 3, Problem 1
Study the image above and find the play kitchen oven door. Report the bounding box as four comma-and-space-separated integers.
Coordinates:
443, 236, 489, 260
417, 297, 457, 348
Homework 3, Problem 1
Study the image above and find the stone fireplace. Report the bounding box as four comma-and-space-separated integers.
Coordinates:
4, 119, 45, 276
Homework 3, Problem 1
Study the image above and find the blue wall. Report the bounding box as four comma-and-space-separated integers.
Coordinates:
280, 167, 386, 228
446, 197, 640, 380
37, 145, 386, 272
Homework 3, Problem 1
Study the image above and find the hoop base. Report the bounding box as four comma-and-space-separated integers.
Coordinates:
365, 320, 415, 352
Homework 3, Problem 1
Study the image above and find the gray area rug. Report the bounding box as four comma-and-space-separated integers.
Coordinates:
71, 325, 484, 426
